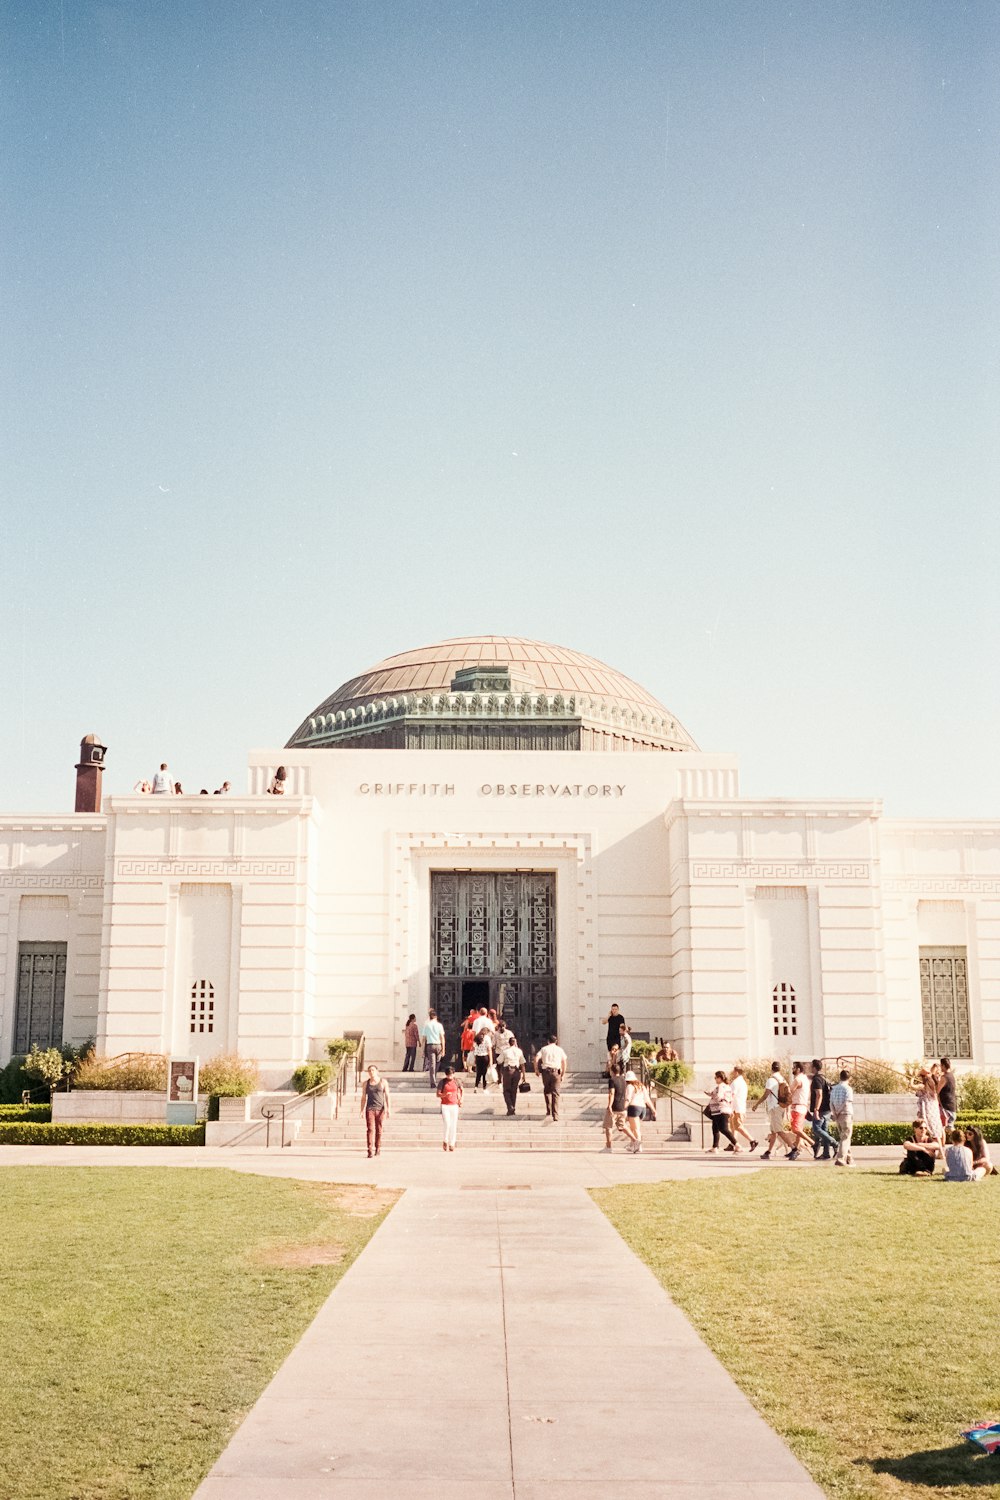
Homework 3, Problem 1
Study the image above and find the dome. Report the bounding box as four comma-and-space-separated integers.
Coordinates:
287, 635, 697, 753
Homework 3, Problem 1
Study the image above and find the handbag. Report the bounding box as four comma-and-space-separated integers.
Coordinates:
486, 1064, 499, 1085
518, 1080, 531, 1094
703, 1104, 713, 1119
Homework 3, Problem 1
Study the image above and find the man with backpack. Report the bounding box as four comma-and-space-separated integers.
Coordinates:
753, 1061, 798, 1160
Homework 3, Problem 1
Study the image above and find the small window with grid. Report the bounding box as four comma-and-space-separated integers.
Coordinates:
190, 979, 215, 1034
772, 982, 797, 1037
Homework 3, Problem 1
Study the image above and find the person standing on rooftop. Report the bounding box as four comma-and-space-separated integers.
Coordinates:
151, 764, 173, 794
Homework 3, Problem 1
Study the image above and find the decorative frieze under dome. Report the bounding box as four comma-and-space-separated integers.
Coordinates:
288, 688, 693, 752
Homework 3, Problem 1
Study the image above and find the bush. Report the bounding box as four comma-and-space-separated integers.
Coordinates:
629, 1040, 658, 1059
23, 1044, 73, 1096
0, 1123, 204, 1146
73, 1054, 168, 1091
648, 1059, 694, 1090
734, 1057, 791, 1101
959, 1073, 1000, 1113
326, 1038, 359, 1066
0, 1103, 51, 1122
292, 1061, 333, 1094
849, 1058, 909, 1095
198, 1054, 259, 1098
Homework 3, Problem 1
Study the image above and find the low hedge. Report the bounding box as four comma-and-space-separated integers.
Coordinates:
0, 1103, 51, 1122
848, 1116, 1000, 1147
0, 1123, 204, 1147
293, 1061, 333, 1094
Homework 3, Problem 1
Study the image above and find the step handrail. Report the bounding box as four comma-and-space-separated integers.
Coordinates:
258, 1047, 361, 1147
632, 1054, 705, 1147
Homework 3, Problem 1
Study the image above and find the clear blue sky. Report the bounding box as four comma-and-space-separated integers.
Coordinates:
3, 1, 998, 815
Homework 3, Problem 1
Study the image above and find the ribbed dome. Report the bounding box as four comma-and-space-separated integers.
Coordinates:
287, 635, 698, 751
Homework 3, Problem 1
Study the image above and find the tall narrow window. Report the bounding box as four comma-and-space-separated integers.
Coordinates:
772, 981, 797, 1037
920, 948, 971, 1058
14, 943, 68, 1052
190, 980, 215, 1035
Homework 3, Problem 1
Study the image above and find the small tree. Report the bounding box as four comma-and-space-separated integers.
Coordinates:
959, 1072, 1000, 1113
23, 1045, 73, 1100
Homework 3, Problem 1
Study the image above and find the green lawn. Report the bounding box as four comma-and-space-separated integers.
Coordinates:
594, 1171, 1000, 1500
1, 1168, 396, 1500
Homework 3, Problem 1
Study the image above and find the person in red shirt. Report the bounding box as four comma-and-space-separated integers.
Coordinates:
437, 1068, 464, 1152
459, 1017, 476, 1071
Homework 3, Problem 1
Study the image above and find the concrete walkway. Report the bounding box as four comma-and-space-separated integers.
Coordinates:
193, 1184, 824, 1500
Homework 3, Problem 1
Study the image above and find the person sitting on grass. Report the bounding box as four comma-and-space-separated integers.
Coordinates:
899, 1120, 942, 1176
943, 1127, 979, 1182
964, 1125, 998, 1178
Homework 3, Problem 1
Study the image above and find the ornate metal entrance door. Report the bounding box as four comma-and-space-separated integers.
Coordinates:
431, 872, 555, 1059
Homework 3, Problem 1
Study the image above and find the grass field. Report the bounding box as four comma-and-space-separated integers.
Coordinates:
0, 1167, 396, 1500
594, 1170, 1000, 1500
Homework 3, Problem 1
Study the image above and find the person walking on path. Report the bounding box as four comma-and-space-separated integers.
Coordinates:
604, 1067, 630, 1151
498, 1033, 526, 1116
829, 1069, 854, 1166
437, 1067, 463, 1151
459, 1015, 476, 1071
471, 1006, 493, 1037
705, 1071, 740, 1153
421, 1010, 445, 1089
472, 1025, 495, 1091
402, 1014, 419, 1072
360, 1065, 390, 1158
808, 1060, 836, 1161
785, 1062, 813, 1160
624, 1070, 649, 1153
754, 1062, 797, 1160
535, 1034, 567, 1121
728, 1066, 757, 1152
602, 1005, 626, 1056
617, 1023, 633, 1071
938, 1058, 958, 1131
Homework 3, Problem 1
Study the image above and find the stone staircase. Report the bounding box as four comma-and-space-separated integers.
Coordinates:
288, 1071, 695, 1151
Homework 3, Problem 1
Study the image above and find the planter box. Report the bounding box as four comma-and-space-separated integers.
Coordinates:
53, 1091, 209, 1124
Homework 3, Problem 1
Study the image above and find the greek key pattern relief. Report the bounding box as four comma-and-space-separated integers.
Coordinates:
115, 858, 296, 878
690, 861, 871, 880
883, 877, 1000, 896
0, 873, 103, 889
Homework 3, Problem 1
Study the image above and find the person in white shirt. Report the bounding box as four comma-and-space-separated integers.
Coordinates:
535, 1034, 568, 1121
471, 1007, 493, 1036
150, 764, 174, 795
752, 1062, 798, 1160
728, 1066, 757, 1152
420, 1010, 445, 1089
829, 1070, 854, 1167
498, 1034, 527, 1116
786, 1061, 813, 1160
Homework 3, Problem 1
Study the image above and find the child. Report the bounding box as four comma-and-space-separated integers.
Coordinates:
943, 1127, 977, 1182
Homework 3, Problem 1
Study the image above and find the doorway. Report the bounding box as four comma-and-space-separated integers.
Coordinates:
430, 871, 556, 1062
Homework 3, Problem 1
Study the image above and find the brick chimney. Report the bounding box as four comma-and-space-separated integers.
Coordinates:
75, 734, 107, 813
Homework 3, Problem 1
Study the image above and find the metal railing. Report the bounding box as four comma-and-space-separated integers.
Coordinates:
259, 1037, 365, 1146
633, 1054, 706, 1147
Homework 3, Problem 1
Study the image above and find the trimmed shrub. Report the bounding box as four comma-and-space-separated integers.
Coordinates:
959, 1073, 1000, 1113
73, 1054, 168, 1091
629, 1040, 658, 1059
292, 1061, 333, 1094
846, 1115, 1000, 1147
326, 1038, 359, 1065
0, 1103, 51, 1122
648, 1059, 694, 1090
198, 1053, 260, 1098
0, 1123, 204, 1146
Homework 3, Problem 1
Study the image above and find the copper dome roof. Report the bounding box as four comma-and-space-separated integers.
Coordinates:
288, 635, 697, 750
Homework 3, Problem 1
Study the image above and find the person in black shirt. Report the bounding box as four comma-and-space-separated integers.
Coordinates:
808, 1059, 836, 1160
899, 1120, 942, 1176
938, 1057, 958, 1129
604, 1069, 630, 1151
603, 1005, 626, 1055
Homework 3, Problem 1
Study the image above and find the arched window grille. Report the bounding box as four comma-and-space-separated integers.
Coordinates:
772, 981, 797, 1037
190, 979, 215, 1035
